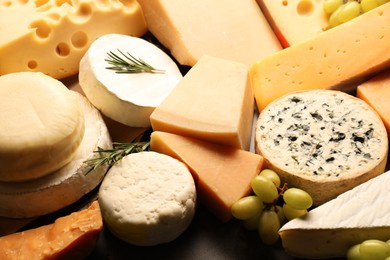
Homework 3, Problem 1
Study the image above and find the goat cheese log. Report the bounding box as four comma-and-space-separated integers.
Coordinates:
255, 90, 388, 205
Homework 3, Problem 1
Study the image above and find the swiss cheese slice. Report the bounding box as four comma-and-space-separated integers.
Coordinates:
0, 92, 112, 218
150, 55, 254, 150
279, 170, 390, 259
79, 34, 183, 128
0, 72, 84, 182
137, 0, 282, 67
0, 0, 147, 79
150, 131, 264, 222
250, 3, 390, 112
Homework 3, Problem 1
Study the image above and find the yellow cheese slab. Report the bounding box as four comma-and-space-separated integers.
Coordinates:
150, 131, 264, 222
250, 3, 390, 112
150, 55, 254, 150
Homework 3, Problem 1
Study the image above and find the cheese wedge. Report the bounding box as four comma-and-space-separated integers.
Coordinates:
137, 0, 282, 67
357, 69, 390, 136
0, 201, 102, 260
0, 92, 112, 218
0, 0, 147, 79
279, 170, 390, 259
150, 131, 264, 222
0, 72, 84, 182
79, 34, 183, 128
250, 3, 390, 112
150, 55, 254, 150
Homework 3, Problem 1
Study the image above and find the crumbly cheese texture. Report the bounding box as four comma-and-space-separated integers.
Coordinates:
279, 170, 390, 259
137, 0, 281, 67
0, 72, 84, 182
0, 92, 112, 218
98, 151, 196, 246
79, 34, 183, 128
0, 0, 147, 79
255, 90, 388, 205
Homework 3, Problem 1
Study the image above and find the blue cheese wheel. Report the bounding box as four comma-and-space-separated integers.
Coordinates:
255, 90, 388, 205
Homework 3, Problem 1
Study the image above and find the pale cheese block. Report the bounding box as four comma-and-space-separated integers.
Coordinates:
0, 72, 84, 182
79, 34, 183, 128
137, 0, 282, 67
98, 151, 196, 246
0, 0, 147, 79
0, 92, 112, 218
150, 55, 254, 151
250, 3, 390, 112
279, 170, 390, 259
255, 90, 388, 206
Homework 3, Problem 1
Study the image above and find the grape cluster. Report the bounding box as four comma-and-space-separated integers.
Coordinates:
323, 0, 390, 28
231, 169, 313, 245
347, 239, 390, 260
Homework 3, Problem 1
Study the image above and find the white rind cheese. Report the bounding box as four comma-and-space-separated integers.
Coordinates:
79, 34, 183, 127
255, 90, 388, 205
279, 170, 390, 259
98, 151, 196, 246
0, 92, 112, 218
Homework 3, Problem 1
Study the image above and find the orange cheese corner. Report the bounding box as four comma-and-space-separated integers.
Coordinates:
150, 131, 264, 222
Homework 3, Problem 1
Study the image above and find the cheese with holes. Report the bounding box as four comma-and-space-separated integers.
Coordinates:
357, 70, 390, 136
279, 170, 390, 259
0, 0, 147, 79
256, 0, 329, 48
99, 151, 196, 246
255, 90, 388, 206
150, 55, 254, 150
0, 201, 102, 260
79, 34, 183, 128
0, 72, 84, 182
150, 131, 264, 222
250, 3, 390, 112
0, 92, 112, 218
137, 0, 281, 67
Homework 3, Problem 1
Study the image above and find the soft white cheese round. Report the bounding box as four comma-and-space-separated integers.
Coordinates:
98, 151, 196, 246
0, 72, 85, 182
79, 34, 183, 127
0, 92, 112, 218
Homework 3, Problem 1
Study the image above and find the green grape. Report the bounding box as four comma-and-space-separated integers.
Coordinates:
242, 210, 262, 230
338, 1, 361, 23
282, 203, 307, 221
329, 5, 344, 27
323, 0, 344, 14
273, 205, 286, 226
283, 187, 313, 210
251, 175, 279, 203
359, 239, 390, 260
360, 0, 379, 12
387, 238, 390, 245
258, 209, 280, 245
259, 169, 281, 187
231, 196, 263, 220
347, 244, 361, 260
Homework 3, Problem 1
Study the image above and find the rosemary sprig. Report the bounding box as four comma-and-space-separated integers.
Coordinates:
105, 49, 165, 74
83, 141, 150, 175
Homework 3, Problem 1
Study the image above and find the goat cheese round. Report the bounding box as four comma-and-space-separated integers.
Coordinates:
0, 72, 84, 182
0, 92, 112, 218
79, 34, 183, 127
255, 90, 388, 205
98, 151, 196, 246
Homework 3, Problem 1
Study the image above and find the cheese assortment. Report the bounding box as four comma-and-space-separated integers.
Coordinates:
0, 0, 147, 79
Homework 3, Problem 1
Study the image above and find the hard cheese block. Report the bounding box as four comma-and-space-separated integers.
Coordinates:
250, 3, 390, 112
0, 0, 147, 79
150, 131, 264, 222
256, 0, 329, 47
357, 69, 390, 136
150, 55, 254, 151
279, 170, 390, 259
137, 0, 281, 67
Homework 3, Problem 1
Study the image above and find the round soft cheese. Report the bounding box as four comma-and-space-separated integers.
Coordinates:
255, 90, 388, 205
79, 34, 183, 127
98, 151, 196, 246
0, 72, 85, 182
0, 92, 112, 218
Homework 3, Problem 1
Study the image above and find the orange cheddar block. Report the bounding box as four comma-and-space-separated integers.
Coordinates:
0, 201, 102, 260
250, 3, 390, 112
150, 131, 264, 222
357, 70, 390, 136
